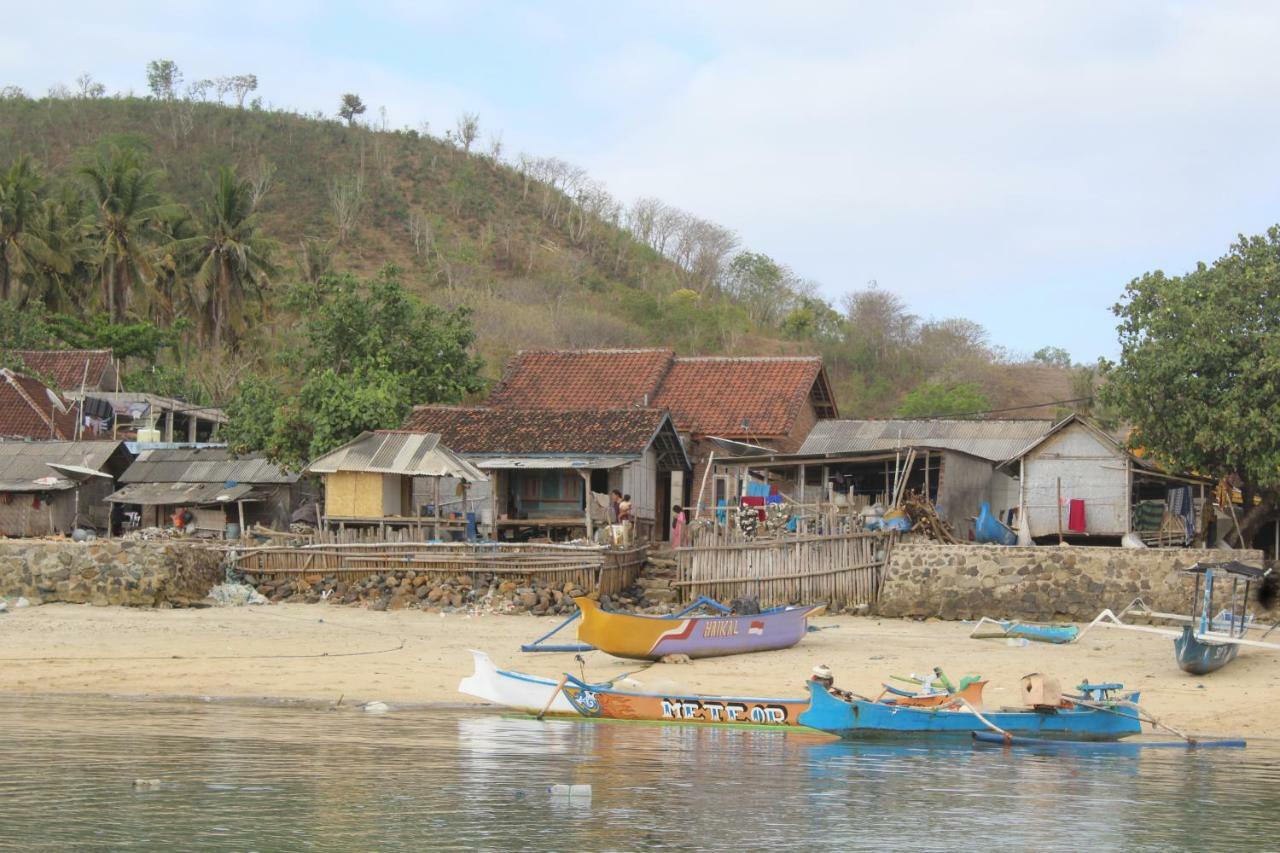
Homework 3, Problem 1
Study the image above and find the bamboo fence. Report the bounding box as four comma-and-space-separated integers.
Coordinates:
231, 541, 646, 596
673, 531, 897, 608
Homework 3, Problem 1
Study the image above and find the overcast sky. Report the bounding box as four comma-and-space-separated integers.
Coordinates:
5, 1, 1279, 361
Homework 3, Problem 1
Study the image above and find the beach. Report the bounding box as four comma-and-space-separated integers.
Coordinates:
1, 602, 1275, 736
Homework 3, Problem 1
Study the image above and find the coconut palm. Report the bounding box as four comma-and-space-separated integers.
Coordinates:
169, 166, 275, 348
0, 155, 66, 302
21, 183, 93, 312
79, 145, 173, 322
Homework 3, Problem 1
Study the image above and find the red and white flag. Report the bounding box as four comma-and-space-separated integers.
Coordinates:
748, 620, 765, 636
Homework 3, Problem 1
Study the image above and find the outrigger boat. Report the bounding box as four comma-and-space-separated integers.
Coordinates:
574, 596, 825, 660
1078, 560, 1280, 675
969, 617, 1079, 644
799, 679, 1143, 741
458, 650, 812, 728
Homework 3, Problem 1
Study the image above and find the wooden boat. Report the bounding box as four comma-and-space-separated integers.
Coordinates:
797, 681, 1142, 741
970, 617, 1079, 644
574, 596, 825, 660
1080, 560, 1278, 675
877, 679, 987, 708
457, 650, 812, 728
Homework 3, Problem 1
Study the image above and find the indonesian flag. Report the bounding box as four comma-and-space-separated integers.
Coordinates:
748, 620, 765, 636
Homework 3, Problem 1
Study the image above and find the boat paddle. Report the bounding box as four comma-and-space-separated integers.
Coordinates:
537, 675, 570, 721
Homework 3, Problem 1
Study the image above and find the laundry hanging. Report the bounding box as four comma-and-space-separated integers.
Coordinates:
1067, 498, 1087, 532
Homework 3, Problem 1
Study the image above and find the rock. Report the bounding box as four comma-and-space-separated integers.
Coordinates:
518, 591, 537, 609
659, 653, 691, 665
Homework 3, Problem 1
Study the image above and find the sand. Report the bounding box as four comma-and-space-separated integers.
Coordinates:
0, 602, 1276, 737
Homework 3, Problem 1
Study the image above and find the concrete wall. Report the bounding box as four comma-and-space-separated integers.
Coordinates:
878, 542, 1264, 621
0, 540, 226, 606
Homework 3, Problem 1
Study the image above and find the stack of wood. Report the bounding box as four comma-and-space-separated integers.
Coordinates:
900, 491, 960, 544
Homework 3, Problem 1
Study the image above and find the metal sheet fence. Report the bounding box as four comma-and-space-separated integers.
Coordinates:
673, 532, 896, 607
232, 541, 647, 596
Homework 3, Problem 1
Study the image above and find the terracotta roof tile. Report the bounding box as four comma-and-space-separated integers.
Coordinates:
0, 369, 77, 440
403, 406, 671, 455
486, 349, 675, 409
653, 357, 829, 437
4, 350, 114, 391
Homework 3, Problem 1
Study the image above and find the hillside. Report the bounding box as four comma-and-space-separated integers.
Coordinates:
0, 93, 1080, 417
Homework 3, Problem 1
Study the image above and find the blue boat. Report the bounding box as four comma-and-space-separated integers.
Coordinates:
797, 682, 1142, 741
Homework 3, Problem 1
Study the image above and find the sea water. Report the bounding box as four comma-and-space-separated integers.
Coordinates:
0, 695, 1277, 851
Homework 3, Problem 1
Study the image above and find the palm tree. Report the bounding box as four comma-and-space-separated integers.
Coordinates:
79, 145, 172, 322
169, 166, 275, 349
21, 183, 92, 312
0, 155, 65, 302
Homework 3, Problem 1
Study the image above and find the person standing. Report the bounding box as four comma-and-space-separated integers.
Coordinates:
671, 504, 686, 546
608, 490, 622, 524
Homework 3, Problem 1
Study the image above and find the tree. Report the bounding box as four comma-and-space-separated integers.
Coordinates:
337, 93, 366, 127
895, 381, 989, 417
75, 73, 106, 99
722, 251, 796, 326
0, 155, 64, 302
453, 112, 480, 152
1102, 227, 1280, 546
1032, 346, 1073, 368
168, 166, 276, 349
222, 267, 485, 466
227, 74, 258, 108
78, 145, 173, 322
145, 59, 182, 100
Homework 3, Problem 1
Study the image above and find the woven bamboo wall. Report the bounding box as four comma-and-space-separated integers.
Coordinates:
673, 532, 896, 607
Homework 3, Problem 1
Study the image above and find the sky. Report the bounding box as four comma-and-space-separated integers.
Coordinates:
4, 1, 1280, 361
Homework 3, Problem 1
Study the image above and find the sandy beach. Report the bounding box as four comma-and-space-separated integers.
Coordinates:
1, 602, 1276, 737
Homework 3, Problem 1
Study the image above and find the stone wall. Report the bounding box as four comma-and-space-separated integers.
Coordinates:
0, 540, 226, 606
878, 543, 1265, 621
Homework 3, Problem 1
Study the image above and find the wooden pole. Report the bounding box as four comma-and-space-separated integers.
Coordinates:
694, 452, 715, 521
537, 674, 569, 720
1057, 477, 1064, 545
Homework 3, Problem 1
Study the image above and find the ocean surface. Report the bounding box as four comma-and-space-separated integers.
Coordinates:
0, 695, 1277, 851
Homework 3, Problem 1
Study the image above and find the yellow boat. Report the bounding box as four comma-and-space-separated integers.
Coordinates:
574, 596, 825, 660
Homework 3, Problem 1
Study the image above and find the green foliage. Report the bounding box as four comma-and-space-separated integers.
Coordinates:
1102, 227, 1280, 539
123, 362, 210, 404
145, 60, 182, 100
0, 300, 54, 349
1032, 346, 1073, 368
222, 267, 485, 467
895, 381, 989, 417
46, 312, 181, 362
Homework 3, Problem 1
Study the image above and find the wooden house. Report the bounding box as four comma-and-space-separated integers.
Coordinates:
106, 448, 300, 535
480, 349, 837, 536
305, 431, 487, 536
403, 406, 690, 542
0, 440, 134, 536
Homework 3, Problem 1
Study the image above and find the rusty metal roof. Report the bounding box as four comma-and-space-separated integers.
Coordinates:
305, 431, 487, 482
797, 419, 1055, 463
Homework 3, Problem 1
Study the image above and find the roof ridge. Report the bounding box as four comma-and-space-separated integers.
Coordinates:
672, 355, 822, 363
0, 368, 67, 439
512, 347, 675, 355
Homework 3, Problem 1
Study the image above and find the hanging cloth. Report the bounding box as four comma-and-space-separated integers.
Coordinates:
1067, 499, 1087, 532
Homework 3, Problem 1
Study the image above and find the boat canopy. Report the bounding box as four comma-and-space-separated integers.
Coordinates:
1183, 560, 1268, 581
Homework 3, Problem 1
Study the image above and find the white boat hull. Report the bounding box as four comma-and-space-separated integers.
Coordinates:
457, 649, 576, 714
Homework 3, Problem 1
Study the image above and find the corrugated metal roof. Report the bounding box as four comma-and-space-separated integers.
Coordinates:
119, 448, 297, 485
106, 482, 258, 505
306, 431, 486, 482
0, 440, 126, 492
798, 419, 1055, 462
470, 455, 633, 470
63, 390, 228, 423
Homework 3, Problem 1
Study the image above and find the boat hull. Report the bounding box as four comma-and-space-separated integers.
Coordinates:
457, 650, 811, 728
798, 682, 1142, 740
1175, 625, 1240, 675
574, 596, 824, 660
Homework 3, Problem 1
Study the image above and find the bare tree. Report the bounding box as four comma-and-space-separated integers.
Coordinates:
453, 112, 480, 152
75, 73, 105, 99
0, 86, 27, 100
228, 74, 257, 107
245, 155, 277, 210
145, 59, 182, 100
408, 210, 434, 258
328, 172, 364, 243
487, 132, 504, 164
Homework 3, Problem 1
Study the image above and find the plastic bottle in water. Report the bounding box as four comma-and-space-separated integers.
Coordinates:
548, 784, 592, 803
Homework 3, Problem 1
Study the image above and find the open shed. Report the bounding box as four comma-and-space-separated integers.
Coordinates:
0, 440, 133, 536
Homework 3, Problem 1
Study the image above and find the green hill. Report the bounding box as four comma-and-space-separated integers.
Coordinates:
0, 91, 1081, 419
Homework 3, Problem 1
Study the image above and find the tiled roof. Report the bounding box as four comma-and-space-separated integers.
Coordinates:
403, 406, 672, 455
653, 357, 829, 438
486, 349, 675, 410
484, 349, 836, 437
799, 418, 1055, 463
5, 349, 114, 391
0, 369, 77, 440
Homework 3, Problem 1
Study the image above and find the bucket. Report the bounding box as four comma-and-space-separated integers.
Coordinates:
225, 523, 241, 540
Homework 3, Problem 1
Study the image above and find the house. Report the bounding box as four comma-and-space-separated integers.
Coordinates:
62, 390, 227, 443
0, 440, 134, 536
998, 414, 1211, 544
0, 368, 78, 440
712, 418, 1055, 537
306, 431, 487, 536
403, 406, 690, 542
106, 448, 300, 535
483, 349, 837, 527
4, 349, 119, 392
